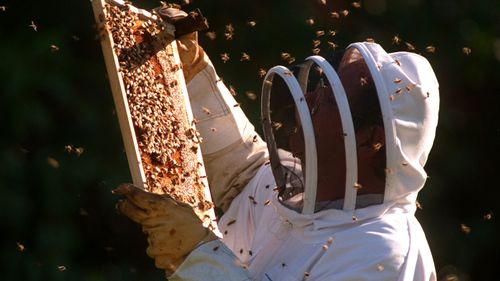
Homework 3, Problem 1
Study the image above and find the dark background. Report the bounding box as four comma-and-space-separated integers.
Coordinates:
0, 0, 498, 280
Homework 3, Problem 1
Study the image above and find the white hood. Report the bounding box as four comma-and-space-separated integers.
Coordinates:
349, 42, 439, 210
262, 42, 439, 220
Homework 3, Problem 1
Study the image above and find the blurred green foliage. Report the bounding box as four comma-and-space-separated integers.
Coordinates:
0, 0, 498, 280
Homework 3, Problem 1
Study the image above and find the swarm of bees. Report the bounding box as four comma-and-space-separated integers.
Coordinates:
103, 3, 212, 211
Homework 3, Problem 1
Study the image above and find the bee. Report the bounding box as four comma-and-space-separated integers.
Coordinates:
264, 200, 271, 206
16, 242, 25, 252
462, 47, 472, 55
233, 103, 240, 107
359, 76, 368, 86
460, 224, 471, 234
239, 248, 244, 254
352, 215, 358, 221
205, 31, 216, 40
316, 30, 325, 37
272, 121, 283, 130
312, 39, 321, 48
0, 6, 6, 11
202, 106, 211, 115
341, 9, 349, 16
353, 182, 363, 189
249, 250, 253, 256
416, 200, 422, 210
312, 48, 320, 55
245, 91, 257, 101
253, 135, 258, 142
392, 34, 401, 45
425, 45, 436, 53
225, 23, 234, 40
365, 38, 375, 43
483, 211, 493, 220
47, 157, 60, 168
318, 0, 326, 5
29, 20, 37, 31
247, 20, 257, 27
329, 30, 337, 36
377, 264, 385, 272
305, 18, 315, 26
240, 52, 251, 61
351, 2, 361, 8
258, 68, 267, 78
74, 147, 85, 157
227, 219, 237, 226
304, 272, 310, 278
327, 41, 338, 50
283, 71, 293, 77
281, 52, 291, 60
394, 59, 401, 66
210, 127, 217, 132
372, 142, 383, 151
50, 44, 60, 52
64, 145, 74, 153
401, 161, 408, 166
57, 265, 67, 272
212, 246, 219, 251
220, 53, 230, 63
405, 42, 416, 51
248, 196, 257, 204
393, 78, 402, 84
330, 11, 340, 19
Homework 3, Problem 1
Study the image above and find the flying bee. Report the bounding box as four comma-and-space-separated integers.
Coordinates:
240, 52, 251, 61
351, 2, 361, 8
329, 30, 337, 36
462, 47, 471, 55
353, 182, 363, 189
29, 20, 37, 31
316, 30, 325, 37
425, 45, 436, 53
205, 31, 216, 40
392, 34, 401, 45
359, 76, 368, 86
245, 91, 257, 101
405, 42, 416, 51
330, 11, 340, 19
0, 6, 6, 11
50, 44, 60, 52
365, 38, 375, 43
327, 41, 338, 50
393, 78, 402, 84
318, 0, 326, 5
460, 223, 471, 234
305, 18, 315, 26
312, 48, 320, 55
220, 53, 230, 63
17, 242, 25, 252
247, 20, 257, 27
341, 9, 349, 16
312, 39, 321, 48
258, 68, 267, 78
227, 219, 236, 226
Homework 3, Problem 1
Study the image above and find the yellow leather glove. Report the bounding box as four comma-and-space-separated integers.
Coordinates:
114, 183, 217, 275
156, 7, 209, 84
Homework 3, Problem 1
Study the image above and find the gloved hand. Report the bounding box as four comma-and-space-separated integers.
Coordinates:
113, 183, 218, 275
156, 7, 208, 84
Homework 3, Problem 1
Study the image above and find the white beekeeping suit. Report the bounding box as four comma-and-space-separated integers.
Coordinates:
167, 41, 439, 281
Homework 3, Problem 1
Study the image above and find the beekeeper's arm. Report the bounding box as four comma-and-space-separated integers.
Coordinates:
172, 12, 268, 212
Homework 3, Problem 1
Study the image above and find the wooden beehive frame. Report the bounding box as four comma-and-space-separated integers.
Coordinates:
91, 0, 218, 232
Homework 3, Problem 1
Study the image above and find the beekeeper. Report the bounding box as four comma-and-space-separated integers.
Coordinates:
114, 8, 439, 281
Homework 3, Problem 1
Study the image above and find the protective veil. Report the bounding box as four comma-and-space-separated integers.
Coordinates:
171, 42, 439, 281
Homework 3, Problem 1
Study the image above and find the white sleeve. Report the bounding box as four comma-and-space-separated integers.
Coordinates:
187, 58, 269, 212
168, 240, 254, 281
